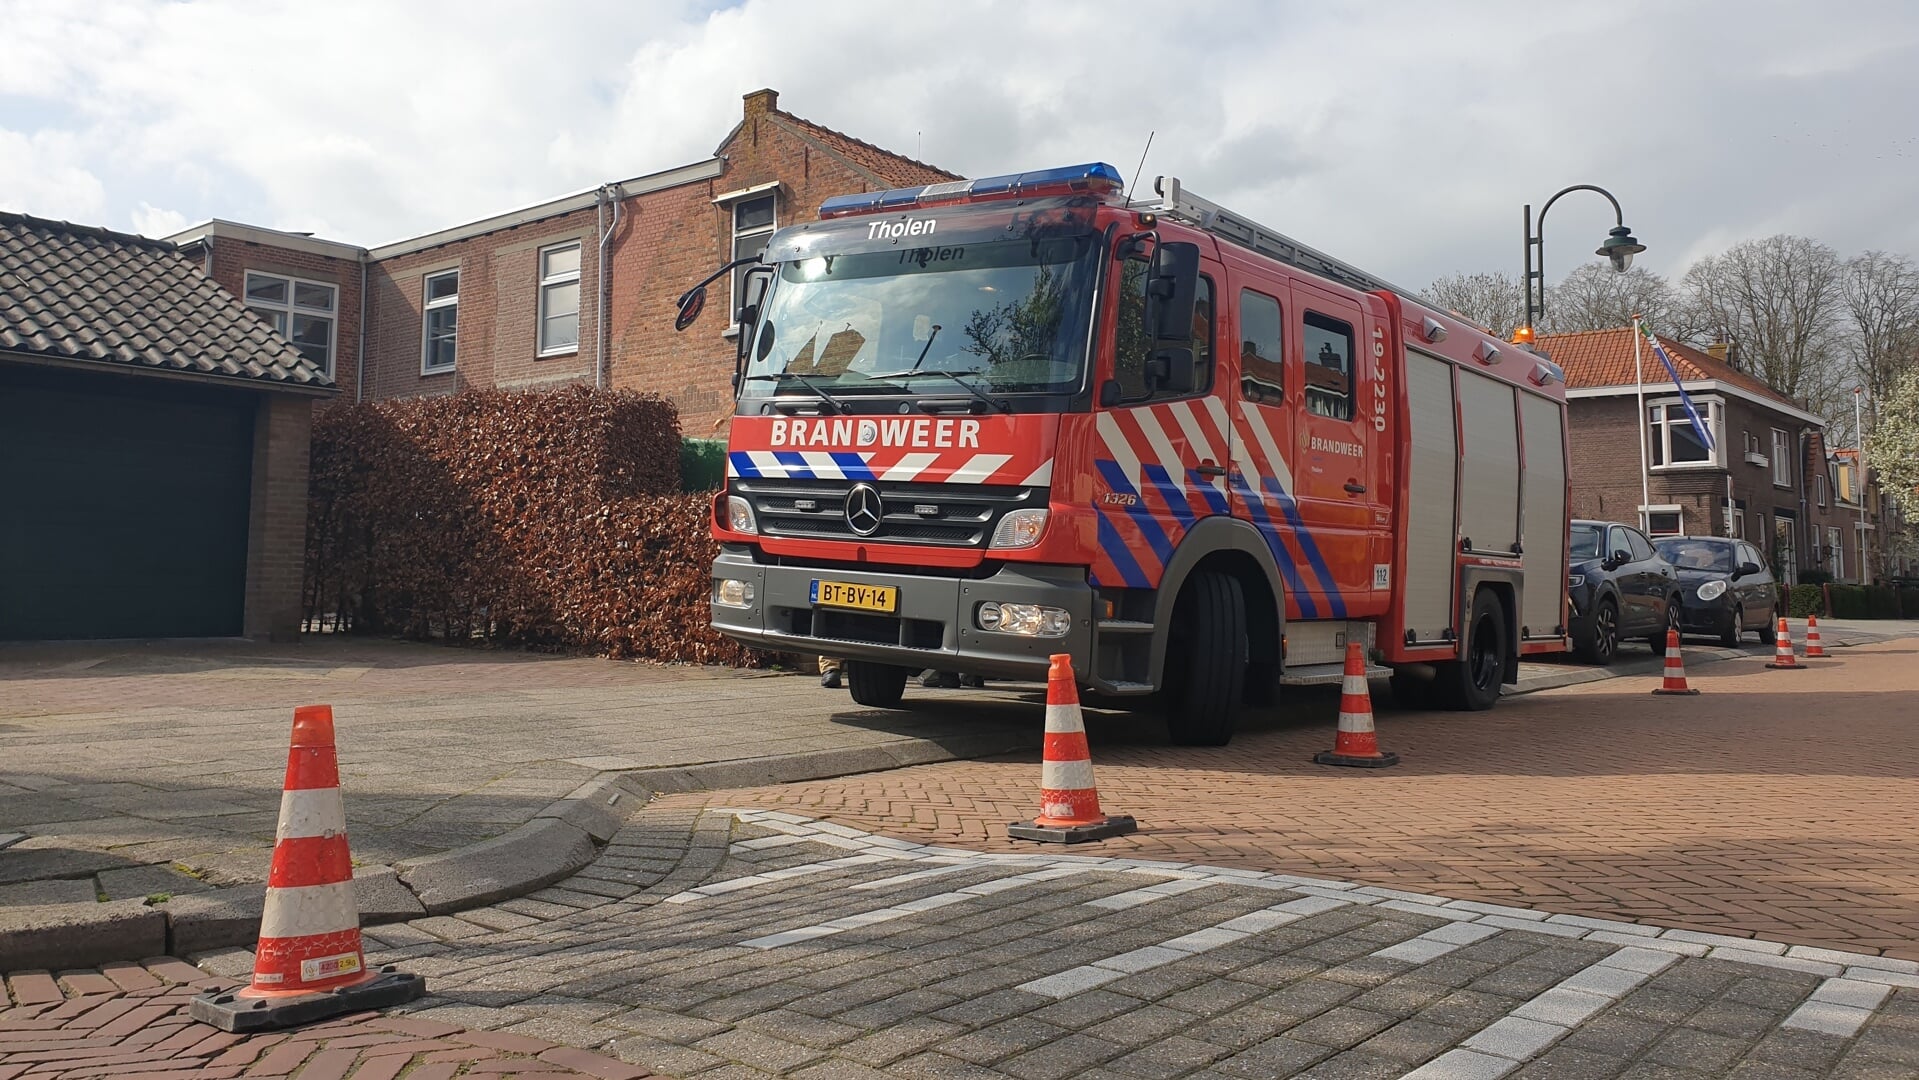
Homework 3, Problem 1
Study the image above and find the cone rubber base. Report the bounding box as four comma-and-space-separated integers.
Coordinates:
1007, 814, 1137, 844
1764, 663, 1805, 670
188, 970, 426, 1033
1313, 750, 1401, 768
1651, 688, 1700, 696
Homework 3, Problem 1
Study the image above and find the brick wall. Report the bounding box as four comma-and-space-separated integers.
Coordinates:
366, 211, 600, 400
243, 393, 314, 641
205, 241, 362, 400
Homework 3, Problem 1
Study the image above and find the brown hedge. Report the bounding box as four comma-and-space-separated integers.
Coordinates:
304, 386, 762, 665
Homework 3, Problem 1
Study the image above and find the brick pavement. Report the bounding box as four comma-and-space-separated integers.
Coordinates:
656, 640, 1919, 960
0, 957, 650, 1078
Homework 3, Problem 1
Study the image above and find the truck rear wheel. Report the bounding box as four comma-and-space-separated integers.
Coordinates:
1435, 589, 1507, 711
1164, 571, 1247, 746
844, 660, 911, 709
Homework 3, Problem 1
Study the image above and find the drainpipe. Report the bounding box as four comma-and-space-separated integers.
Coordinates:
596, 183, 624, 391
355, 250, 369, 403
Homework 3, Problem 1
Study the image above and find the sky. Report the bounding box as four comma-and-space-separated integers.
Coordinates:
3, 0, 1916, 291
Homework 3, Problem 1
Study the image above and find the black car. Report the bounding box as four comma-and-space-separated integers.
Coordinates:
1567, 519, 1682, 664
1651, 535, 1782, 647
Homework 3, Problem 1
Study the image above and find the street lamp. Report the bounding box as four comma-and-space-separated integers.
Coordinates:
1854, 386, 1869, 584
1516, 185, 1646, 342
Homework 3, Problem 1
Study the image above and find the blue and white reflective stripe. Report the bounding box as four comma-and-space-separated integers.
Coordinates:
1142, 464, 1196, 531
1262, 478, 1346, 618
1095, 460, 1172, 568
1095, 512, 1149, 589
945, 455, 1012, 484
880, 453, 939, 482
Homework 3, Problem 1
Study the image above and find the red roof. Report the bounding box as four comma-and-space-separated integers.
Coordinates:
770, 111, 960, 189
1537, 327, 1803, 412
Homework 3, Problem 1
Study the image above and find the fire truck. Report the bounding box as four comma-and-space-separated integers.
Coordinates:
676, 163, 1571, 745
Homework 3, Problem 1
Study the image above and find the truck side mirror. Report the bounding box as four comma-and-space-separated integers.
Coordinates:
674, 286, 706, 331
1147, 242, 1200, 345
1146, 347, 1197, 394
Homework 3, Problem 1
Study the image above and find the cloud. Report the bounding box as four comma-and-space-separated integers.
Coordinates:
1, 0, 1915, 287
129, 202, 189, 239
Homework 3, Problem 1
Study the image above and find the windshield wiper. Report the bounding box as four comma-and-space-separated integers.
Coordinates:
863, 368, 1010, 414
742, 371, 848, 414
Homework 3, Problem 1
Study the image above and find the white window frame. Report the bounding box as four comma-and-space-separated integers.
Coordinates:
1639, 504, 1684, 537
421, 268, 459, 375
727, 192, 778, 333
1647, 396, 1723, 470
537, 241, 582, 357
244, 270, 337, 378
1771, 428, 1793, 487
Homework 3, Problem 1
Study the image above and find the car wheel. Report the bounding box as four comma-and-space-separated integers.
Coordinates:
1721, 605, 1743, 649
845, 661, 911, 708
1574, 596, 1619, 665
1648, 598, 1681, 653
1435, 589, 1507, 711
1163, 571, 1246, 746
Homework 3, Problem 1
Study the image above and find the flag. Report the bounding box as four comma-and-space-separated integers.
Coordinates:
1640, 322, 1715, 451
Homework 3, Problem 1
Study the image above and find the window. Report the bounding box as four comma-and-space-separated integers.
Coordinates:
1737, 542, 1765, 573
1743, 430, 1761, 456
244, 271, 337, 376
1301, 311, 1352, 420
1644, 509, 1683, 537
731, 194, 776, 322
1815, 471, 1827, 507
421, 269, 458, 374
1112, 261, 1213, 401
537, 243, 581, 355
1626, 527, 1656, 561
1828, 526, 1843, 579
1771, 429, 1792, 487
1647, 401, 1719, 467
1729, 499, 1746, 539
1238, 289, 1284, 405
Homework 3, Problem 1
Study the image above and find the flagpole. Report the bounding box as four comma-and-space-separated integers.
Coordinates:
1632, 315, 1651, 532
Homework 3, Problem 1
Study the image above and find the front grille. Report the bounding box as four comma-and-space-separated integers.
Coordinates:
736, 478, 1041, 548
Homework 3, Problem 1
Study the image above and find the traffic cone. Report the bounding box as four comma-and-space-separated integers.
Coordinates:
190, 706, 424, 1033
1765, 618, 1803, 670
1804, 615, 1827, 658
1314, 641, 1401, 767
1007, 655, 1137, 843
1651, 630, 1699, 695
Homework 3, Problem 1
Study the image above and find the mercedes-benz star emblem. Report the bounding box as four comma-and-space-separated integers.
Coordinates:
844, 484, 883, 537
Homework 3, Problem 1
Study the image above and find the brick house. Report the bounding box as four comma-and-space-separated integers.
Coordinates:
0, 212, 331, 641
166, 89, 956, 436
1831, 448, 1914, 583
1542, 327, 1845, 584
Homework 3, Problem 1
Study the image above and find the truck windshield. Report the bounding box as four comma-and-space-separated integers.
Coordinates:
741, 234, 1098, 402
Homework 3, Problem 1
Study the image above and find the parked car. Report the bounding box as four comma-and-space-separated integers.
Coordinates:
1567, 519, 1682, 664
1651, 535, 1782, 647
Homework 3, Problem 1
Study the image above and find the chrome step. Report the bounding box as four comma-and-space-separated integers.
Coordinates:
1097, 620, 1155, 635
1280, 662, 1393, 687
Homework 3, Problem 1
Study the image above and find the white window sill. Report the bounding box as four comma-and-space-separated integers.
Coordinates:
1773, 482, 1794, 490
722, 324, 741, 340
421, 365, 456, 377
1650, 462, 1721, 472
537, 347, 580, 360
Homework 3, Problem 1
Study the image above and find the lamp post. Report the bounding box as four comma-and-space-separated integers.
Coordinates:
1515, 185, 1645, 344
1855, 386, 1869, 584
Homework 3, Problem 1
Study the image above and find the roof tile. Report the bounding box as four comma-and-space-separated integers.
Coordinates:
770, 110, 961, 189
1538, 326, 1801, 411
0, 210, 329, 388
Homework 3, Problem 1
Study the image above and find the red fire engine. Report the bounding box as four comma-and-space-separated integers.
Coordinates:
677, 163, 1571, 745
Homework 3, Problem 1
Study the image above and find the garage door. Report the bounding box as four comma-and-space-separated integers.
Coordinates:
0, 365, 255, 639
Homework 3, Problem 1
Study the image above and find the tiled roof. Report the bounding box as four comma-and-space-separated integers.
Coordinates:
0, 211, 330, 389
770, 111, 961, 189
1539, 327, 1801, 411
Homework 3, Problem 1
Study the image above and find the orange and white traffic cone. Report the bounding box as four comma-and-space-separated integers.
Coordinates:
190, 706, 424, 1032
1007, 655, 1137, 843
1765, 618, 1803, 670
1804, 615, 1827, 658
1314, 641, 1401, 767
1651, 629, 1699, 695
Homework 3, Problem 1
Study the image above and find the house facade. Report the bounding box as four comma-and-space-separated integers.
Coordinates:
1542, 328, 1853, 584
165, 89, 955, 437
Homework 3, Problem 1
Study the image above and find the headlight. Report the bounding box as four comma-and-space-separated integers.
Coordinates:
989, 508, 1049, 550
1567, 574, 1584, 590
727, 495, 757, 534
977, 602, 1071, 637
714, 579, 755, 607
1695, 580, 1727, 601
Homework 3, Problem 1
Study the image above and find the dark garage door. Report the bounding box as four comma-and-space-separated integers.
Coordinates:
1, 365, 255, 639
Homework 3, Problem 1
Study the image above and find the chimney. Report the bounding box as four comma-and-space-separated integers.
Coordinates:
1706, 341, 1729, 363
743, 88, 779, 119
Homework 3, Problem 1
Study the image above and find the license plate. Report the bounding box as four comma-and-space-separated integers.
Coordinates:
811, 580, 898, 613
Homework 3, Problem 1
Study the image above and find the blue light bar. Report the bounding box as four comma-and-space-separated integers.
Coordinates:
819, 162, 1124, 218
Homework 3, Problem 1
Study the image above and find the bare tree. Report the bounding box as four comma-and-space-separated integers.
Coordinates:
1541, 264, 1692, 338
1841, 251, 1919, 428
1420, 272, 1524, 338
1680, 235, 1843, 400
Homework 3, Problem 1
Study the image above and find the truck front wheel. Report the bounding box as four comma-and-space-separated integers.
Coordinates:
1163, 571, 1247, 746
1435, 589, 1507, 711
844, 660, 911, 709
